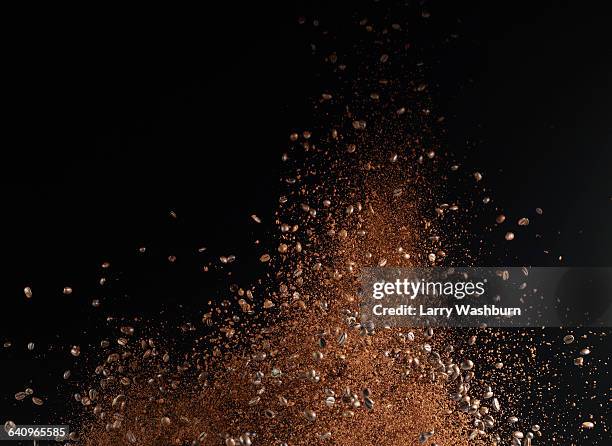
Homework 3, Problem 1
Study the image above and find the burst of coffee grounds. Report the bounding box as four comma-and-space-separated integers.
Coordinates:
5, 4, 609, 446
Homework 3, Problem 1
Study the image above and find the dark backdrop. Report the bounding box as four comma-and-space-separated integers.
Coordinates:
1, 0, 610, 432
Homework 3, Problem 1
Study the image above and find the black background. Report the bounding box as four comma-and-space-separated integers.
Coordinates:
1, 0, 611, 432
